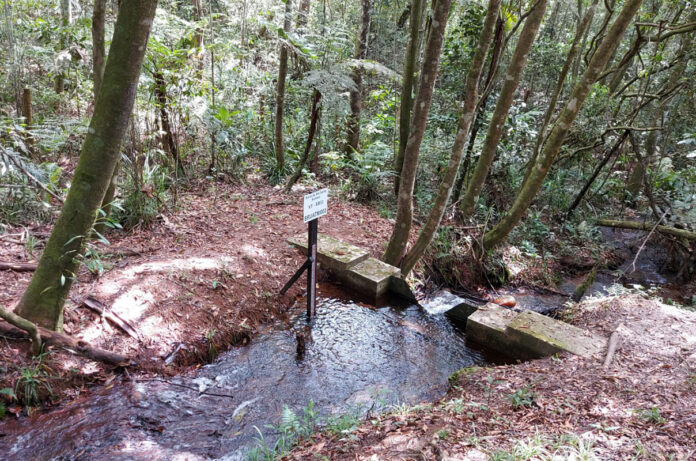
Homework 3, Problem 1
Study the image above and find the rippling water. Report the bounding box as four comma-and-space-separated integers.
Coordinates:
1, 298, 497, 460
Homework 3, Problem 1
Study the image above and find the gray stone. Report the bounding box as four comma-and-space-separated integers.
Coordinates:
287, 233, 369, 272
465, 303, 520, 356
336, 257, 401, 300
506, 310, 606, 358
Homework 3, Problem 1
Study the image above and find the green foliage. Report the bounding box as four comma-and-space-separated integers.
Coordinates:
509, 386, 536, 409
635, 407, 665, 425
247, 401, 320, 460
14, 352, 53, 408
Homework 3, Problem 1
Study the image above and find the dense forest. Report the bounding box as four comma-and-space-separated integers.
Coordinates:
0, 0, 695, 459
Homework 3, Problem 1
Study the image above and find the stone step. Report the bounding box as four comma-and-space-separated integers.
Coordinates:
335, 257, 401, 301
506, 310, 606, 358
287, 234, 370, 272
466, 303, 605, 360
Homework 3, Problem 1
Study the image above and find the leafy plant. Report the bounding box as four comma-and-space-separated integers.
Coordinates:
14, 352, 53, 407
509, 386, 536, 409
635, 407, 665, 425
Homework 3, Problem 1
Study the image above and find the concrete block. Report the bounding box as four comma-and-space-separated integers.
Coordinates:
337, 257, 401, 300
465, 303, 518, 355
506, 310, 606, 358
288, 233, 369, 272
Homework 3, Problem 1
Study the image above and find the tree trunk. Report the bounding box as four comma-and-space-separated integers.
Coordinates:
16, 0, 159, 331
154, 71, 184, 176
298, 0, 311, 28
399, 0, 502, 275
92, 0, 107, 99
55, 0, 72, 94
597, 219, 696, 241
393, 0, 424, 195
192, 0, 203, 49
458, 0, 547, 217
451, 14, 504, 205
345, 0, 372, 156
382, 0, 452, 266
566, 130, 629, 215
523, 0, 598, 187
482, 0, 644, 249
285, 90, 322, 191
274, 0, 293, 171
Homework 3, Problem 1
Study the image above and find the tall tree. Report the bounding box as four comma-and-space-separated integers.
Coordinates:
274, 0, 293, 171
15, 0, 159, 330
383, 0, 453, 266
458, 0, 548, 217
400, 0, 502, 275
345, 0, 372, 155
92, 0, 107, 99
55, 0, 72, 94
393, 0, 424, 195
483, 0, 644, 249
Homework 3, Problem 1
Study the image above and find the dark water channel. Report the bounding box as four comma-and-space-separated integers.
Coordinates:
1, 298, 499, 460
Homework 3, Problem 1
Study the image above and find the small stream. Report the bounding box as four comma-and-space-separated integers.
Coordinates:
1, 297, 500, 460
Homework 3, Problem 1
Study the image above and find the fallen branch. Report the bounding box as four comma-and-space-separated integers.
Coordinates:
603, 323, 623, 368
80, 296, 140, 340
0, 261, 37, 272
596, 219, 696, 241
0, 306, 41, 355
0, 320, 132, 366
1, 146, 64, 203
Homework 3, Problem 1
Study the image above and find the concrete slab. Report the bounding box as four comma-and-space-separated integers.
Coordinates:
389, 276, 418, 303
337, 257, 401, 300
506, 310, 606, 358
465, 303, 518, 355
288, 234, 369, 272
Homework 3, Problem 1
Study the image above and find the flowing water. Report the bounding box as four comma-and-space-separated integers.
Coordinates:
0, 297, 500, 460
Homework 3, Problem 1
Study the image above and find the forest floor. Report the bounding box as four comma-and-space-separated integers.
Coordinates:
289, 294, 696, 460
0, 179, 399, 412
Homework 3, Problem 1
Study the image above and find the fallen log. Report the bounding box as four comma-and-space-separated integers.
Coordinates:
0, 261, 37, 272
596, 219, 696, 241
81, 296, 140, 340
603, 324, 623, 368
0, 320, 132, 366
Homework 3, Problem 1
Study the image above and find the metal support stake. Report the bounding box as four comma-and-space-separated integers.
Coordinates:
307, 218, 318, 319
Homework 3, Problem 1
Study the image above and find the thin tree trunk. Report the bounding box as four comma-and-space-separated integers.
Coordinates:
400, 0, 502, 275
382, 0, 452, 266
192, 0, 203, 49
298, 0, 311, 28
458, 0, 548, 217
566, 130, 629, 215
483, 0, 644, 249
285, 90, 322, 191
345, 0, 372, 156
16, 0, 159, 330
451, 14, 504, 205
274, 0, 293, 171
92, 0, 107, 99
55, 0, 72, 94
393, 0, 424, 195
522, 0, 598, 187
21, 88, 35, 159
154, 72, 184, 175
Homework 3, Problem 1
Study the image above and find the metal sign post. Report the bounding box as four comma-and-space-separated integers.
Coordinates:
280, 189, 328, 320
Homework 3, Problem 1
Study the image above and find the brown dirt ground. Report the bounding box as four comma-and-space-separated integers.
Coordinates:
0, 179, 397, 411
288, 294, 696, 460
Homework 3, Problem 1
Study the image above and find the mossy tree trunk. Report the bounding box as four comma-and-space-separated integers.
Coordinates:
458, 0, 547, 217
16, 0, 159, 331
92, 0, 107, 100
345, 0, 372, 156
382, 0, 452, 266
393, 0, 424, 195
400, 0, 502, 276
482, 0, 644, 249
274, 0, 293, 172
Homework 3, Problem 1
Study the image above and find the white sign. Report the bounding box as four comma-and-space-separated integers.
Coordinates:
303, 189, 328, 223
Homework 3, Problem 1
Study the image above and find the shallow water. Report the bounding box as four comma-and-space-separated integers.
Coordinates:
0, 298, 497, 460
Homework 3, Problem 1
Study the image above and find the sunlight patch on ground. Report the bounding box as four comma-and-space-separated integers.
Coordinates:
111, 287, 155, 323
241, 243, 267, 260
